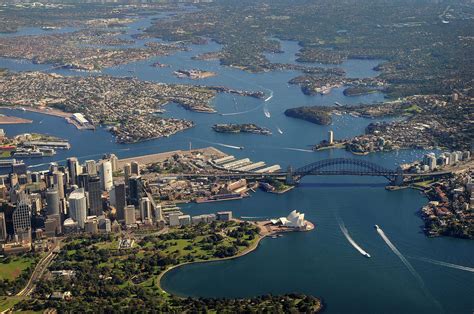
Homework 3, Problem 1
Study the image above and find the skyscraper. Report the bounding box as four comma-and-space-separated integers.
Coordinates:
131, 161, 140, 176
99, 161, 113, 191
67, 157, 79, 186
111, 182, 126, 221
0, 212, 7, 242
123, 163, 131, 186
109, 154, 118, 172
85, 160, 97, 176
124, 205, 136, 225
128, 176, 141, 206
46, 188, 60, 216
77, 173, 90, 191
328, 130, 334, 145
69, 188, 87, 228
13, 195, 32, 243
139, 197, 152, 222
88, 176, 102, 216
53, 171, 65, 199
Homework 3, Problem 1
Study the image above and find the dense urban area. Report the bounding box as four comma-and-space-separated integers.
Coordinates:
0, 0, 473, 312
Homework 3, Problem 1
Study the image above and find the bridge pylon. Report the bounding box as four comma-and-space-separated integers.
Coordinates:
286, 165, 295, 185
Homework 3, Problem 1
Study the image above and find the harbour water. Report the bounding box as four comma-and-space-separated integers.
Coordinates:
1, 12, 472, 313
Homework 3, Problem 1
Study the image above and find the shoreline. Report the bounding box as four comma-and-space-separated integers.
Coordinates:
157, 220, 314, 294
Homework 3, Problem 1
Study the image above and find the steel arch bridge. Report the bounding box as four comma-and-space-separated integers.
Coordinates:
292, 158, 400, 182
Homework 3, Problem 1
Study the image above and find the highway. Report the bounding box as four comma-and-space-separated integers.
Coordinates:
16, 241, 60, 297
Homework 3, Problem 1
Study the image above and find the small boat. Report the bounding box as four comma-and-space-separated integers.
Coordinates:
277, 128, 283, 134
374, 224, 380, 230
364, 252, 371, 258
239, 146, 244, 150
264, 109, 271, 118
271, 235, 278, 239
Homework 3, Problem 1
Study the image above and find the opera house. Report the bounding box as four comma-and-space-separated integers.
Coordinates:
271, 210, 309, 229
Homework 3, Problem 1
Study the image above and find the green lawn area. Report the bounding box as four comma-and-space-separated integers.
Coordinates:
404, 104, 422, 114
0, 257, 33, 281
0, 296, 24, 312
413, 180, 435, 188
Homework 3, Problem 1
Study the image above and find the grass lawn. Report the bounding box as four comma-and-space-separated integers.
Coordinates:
0, 257, 33, 281
0, 296, 24, 312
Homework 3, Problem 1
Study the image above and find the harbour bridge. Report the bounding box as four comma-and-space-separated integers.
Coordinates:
178, 158, 452, 186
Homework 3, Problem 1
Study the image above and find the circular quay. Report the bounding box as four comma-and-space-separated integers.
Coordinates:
0, 0, 472, 312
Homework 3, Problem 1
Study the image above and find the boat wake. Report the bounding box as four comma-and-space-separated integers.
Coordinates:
376, 227, 424, 282
282, 147, 313, 153
263, 107, 271, 118
185, 136, 243, 150
376, 226, 442, 310
338, 221, 370, 258
410, 256, 474, 273
220, 103, 264, 116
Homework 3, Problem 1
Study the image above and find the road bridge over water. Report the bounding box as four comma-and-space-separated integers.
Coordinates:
177, 158, 452, 186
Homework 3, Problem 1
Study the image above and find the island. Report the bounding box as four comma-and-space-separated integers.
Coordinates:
212, 123, 272, 135
284, 107, 332, 125
174, 69, 217, 80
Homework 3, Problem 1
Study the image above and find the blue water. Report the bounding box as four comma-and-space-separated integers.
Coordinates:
0, 12, 472, 314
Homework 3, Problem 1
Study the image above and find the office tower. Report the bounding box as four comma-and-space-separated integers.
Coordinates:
111, 182, 126, 221
99, 161, 113, 191
124, 205, 136, 225
13, 195, 32, 243
46, 188, 60, 216
85, 160, 97, 176
9, 173, 18, 187
328, 130, 334, 145
131, 161, 140, 176
67, 157, 79, 185
123, 163, 131, 186
53, 171, 65, 199
154, 203, 163, 222
0, 212, 6, 242
109, 154, 118, 172
77, 173, 90, 191
29, 193, 42, 215
69, 188, 87, 228
139, 197, 152, 222
88, 176, 102, 216
128, 176, 141, 206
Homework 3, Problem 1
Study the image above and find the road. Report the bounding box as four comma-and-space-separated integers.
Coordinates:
16, 240, 60, 297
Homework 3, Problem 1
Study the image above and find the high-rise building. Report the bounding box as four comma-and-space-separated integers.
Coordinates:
328, 130, 334, 145
128, 176, 141, 206
123, 163, 131, 186
88, 176, 102, 216
67, 157, 80, 185
77, 173, 90, 191
124, 205, 136, 225
139, 197, 152, 222
0, 212, 7, 242
46, 188, 60, 216
53, 171, 65, 199
13, 195, 32, 243
69, 188, 87, 228
109, 154, 118, 172
154, 203, 163, 222
85, 160, 97, 176
99, 161, 113, 191
131, 161, 140, 176
111, 182, 126, 221
423, 153, 437, 171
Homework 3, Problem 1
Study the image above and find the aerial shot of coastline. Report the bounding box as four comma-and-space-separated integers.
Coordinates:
0, 0, 472, 312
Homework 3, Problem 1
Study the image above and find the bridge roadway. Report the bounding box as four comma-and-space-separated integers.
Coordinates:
176, 170, 452, 179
